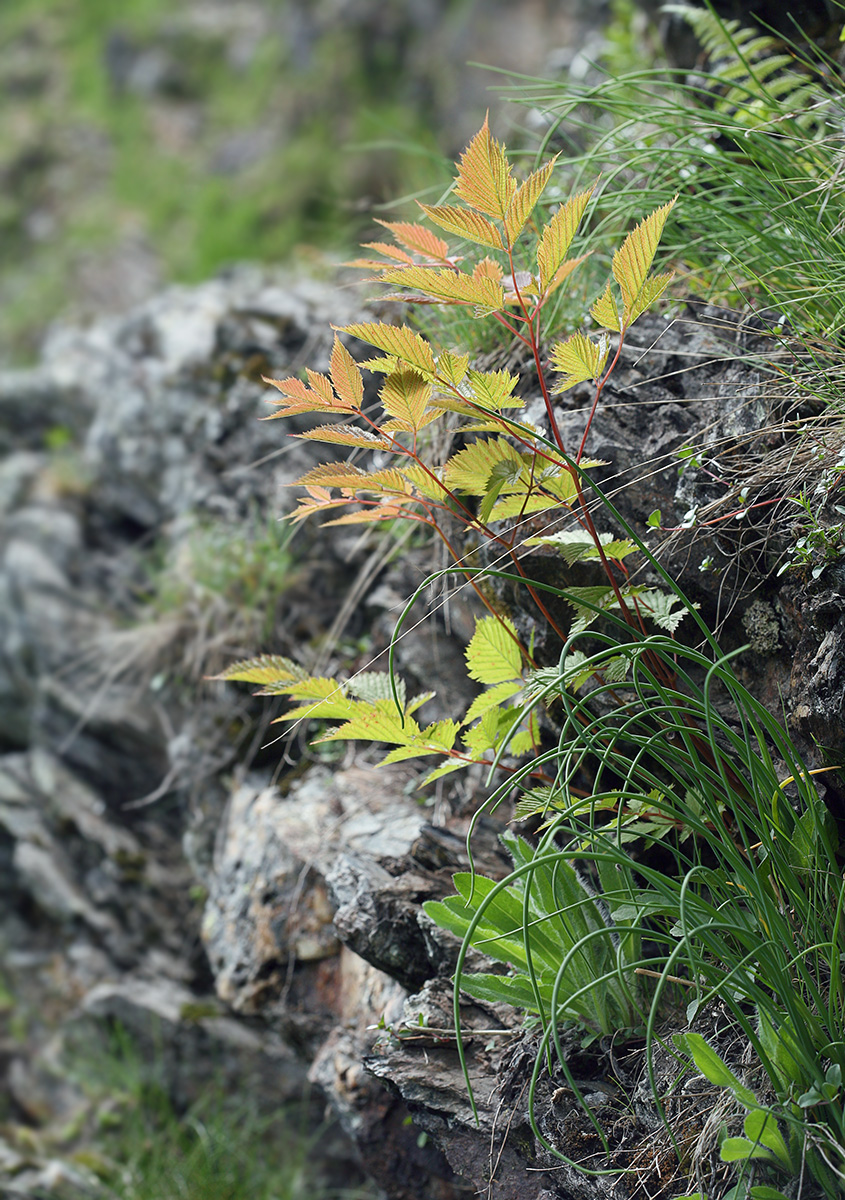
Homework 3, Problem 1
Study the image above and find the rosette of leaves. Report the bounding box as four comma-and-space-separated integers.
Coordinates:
423, 830, 645, 1036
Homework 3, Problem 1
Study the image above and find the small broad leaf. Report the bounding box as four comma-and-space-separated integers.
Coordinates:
380, 369, 433, 431
340, 321, 436, 376
550, 331, 611, 392
504, 157, 558, 244
444, 437, 525, 496
742, 1110, 792, 1170
674, 1033, 757, 1107
452, 115, 516, 221
524, 529, 637, 564
612, 197, 677, 327
437, 350, 470, 386
720, 1137, 781, 1165
537, 187, 594, 293
479, 458, 524, 524
465, 615, 523, 685
466, 368, 520, 410
418, 203, 505, 250
590, 281, 621, 332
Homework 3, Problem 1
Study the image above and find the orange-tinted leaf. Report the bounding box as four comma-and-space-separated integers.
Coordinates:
537, 187, 594, 293
339, 321, 436, 376
358, 240, 415, 265
452, 115, 516, 221
306, 369, 334, 405
296, 424, 393, 450
374, 219, 450, 261
544, 254, 588, 300
473, 257, 504, 284
295, 462, 368, 488
262, 372, 355, 417
418, 203, 504, 250
504, 157, 558, 244
330, 335, 364, 409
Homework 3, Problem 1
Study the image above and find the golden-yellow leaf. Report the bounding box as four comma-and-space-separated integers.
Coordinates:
550, 331, 611, 392
380, 369, 433, 430
452, 115, 517, 221
437, 350, 470, 386
418, 204, 504, 250
612, 197, 677, 326
590, 281, 621, 332
373, 219, 450, 261
443, 437, 525, 496
330, 336, 364, 409
544, 254, 588, 300
380, 265, 504, 315
466, 368, 521, 410
473, 257, 504, 285
626, 271, 674, 325
504, 157, 558, 244
537, 187, 594, 293
339, 322, 436, 377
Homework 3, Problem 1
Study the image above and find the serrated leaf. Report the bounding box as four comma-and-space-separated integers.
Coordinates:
590, 281, 621, 331
473, 257, 504, 285
550, 331, 611, 392
444, 437, 525, 496
296, 424, 394, 450
452, 115, 516, 221
373, 218, 450, 261
347, 672, 406, 707
537, 187, 594, 292
544, 254, 588, 300
356, 240, 415, 266
465, 615, 523, 685
419, 758, 469, 786
400, 463, 449, 500
211, 654, 306, 685
504, 158, 557, 244
357, 355, 399, 374
524, 529, 637, 564
437, 350, 470, 386
318, 699, 423, 746
262, 372, 355, 418
488, 469, 579, 521
380, 369, 433, 430
339, 321, 436, 376
626, 271, 674, 325
380, 265, 504, 315
612, 198, 677, 327
479, 458, 524, 524
329, 335, 364, 409
464, 680, 524, 723
639, 589, 691, 633
294, 462, 368, 489
466, 368, 521, 410
418, 203, 504, 250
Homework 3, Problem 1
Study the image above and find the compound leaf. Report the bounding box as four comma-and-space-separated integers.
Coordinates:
612, 198, 677, 327
550, 331, 611, 392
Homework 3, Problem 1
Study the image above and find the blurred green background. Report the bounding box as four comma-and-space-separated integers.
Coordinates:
0, 0, 610, 363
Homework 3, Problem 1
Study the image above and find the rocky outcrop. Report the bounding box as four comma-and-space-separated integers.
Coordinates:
1, 268, 842, 1197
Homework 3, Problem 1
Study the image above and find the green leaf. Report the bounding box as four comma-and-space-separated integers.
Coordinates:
590, 281, 620, 332
340, 321, 436, 376
464, 680, 524, 723
720, 1137, 780, 1165
537, 187, 594, 293
443, 437, 525, 496
742, 1110, 792, 1170
465, 615, 523, 685
524, 529, 637, 564
347, 672, 406, 706
612, 198, 677, 328
674, 1033, 757, 1107
212, 654, 306, 685
504, 158, 557, 244
418, 203, 505, 250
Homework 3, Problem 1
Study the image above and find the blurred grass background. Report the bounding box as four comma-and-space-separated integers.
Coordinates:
0, 0, 611, 363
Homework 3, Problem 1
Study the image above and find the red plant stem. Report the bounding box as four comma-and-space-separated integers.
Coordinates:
576, 330, 626, 465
